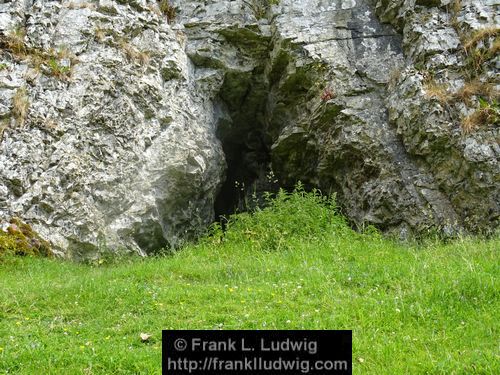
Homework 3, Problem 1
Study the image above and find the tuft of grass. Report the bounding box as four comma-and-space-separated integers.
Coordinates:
421, 73, 499, 133
454, 79, 496, 104
1, 29, 76, 81
243, 0, 280, 19
462, 27, 500, 52
119, 39, 150, 66
0, 119, 8, 139
46, 57, 72, 80
423, 79, 451, 104
461, 27, 500, 77
158, 0, 176, 23
0, 27, 27, 57
448, 0, 462, 30
66, 1, 97, 10
11, 87, 30, 127
461, 97, 500, 133
0, 189, 498, 374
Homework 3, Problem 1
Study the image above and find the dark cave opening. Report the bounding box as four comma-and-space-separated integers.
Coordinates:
211, 66, 279, 223
214, 126, 272, 222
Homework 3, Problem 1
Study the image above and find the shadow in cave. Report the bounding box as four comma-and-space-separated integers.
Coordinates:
214, 127, 272, 225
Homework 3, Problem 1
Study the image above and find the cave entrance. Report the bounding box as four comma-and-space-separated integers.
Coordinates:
213, 70, 274, 222
214, 127, 271, 221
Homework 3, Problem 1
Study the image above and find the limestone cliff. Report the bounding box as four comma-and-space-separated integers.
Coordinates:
0, 0, 498, 257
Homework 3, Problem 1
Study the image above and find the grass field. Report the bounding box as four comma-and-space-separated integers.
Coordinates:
0, 189, 499, 374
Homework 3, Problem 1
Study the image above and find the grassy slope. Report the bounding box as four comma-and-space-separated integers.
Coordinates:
0, 190, 499, 374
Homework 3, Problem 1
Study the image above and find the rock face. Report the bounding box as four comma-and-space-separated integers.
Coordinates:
0, 0, 226, 257
0, 0, 498, 257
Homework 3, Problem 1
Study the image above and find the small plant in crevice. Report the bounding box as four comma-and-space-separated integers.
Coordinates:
46, 57, 72, 79
243, 0, 279, 20
12, 87, 30, 127
422, 74, 452, 104
321, 88, 335, 102
0, 27, 27, 57
94, 26, 108, 43
461, 97, 499, 133
119, 39, 151, 66
460, 26, 499, 78
454, 79, 496, 105
447, 0, 463, 31
158, 0, 176, 23
0, 119, 8, 139
1, 28, 77, 81
66, 1, 97, 10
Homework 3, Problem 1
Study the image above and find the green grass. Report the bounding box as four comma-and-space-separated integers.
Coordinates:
0, 188, 498, 374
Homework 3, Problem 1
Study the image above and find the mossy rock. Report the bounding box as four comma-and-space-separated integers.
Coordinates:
0, 218, 53, 259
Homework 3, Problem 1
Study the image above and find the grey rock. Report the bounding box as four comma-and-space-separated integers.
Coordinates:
0, 0, 498, 258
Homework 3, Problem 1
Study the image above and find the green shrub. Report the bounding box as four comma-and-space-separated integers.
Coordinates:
208, 183, 352, 252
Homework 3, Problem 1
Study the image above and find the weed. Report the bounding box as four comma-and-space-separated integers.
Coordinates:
0, 119, 8, 139
119, 39, 150, 66
462, 27, 500, 52
423, 76, 451, 104
0, 29, 76, 81
66, 1, 97, 10
0, 63, 8, 71
94, 27, 107, 43
147, 3, 162, 17
461, 97, 500, 133
12, 87, 30, 127
46, 57, 71, 79
0, 27, 27, 57
454, 79, 496, 104
243, 0, 280, 19
461, 27, 500, 77
321, 88, 335, 102
448, 0, 462, 30
158, 0, 176, 22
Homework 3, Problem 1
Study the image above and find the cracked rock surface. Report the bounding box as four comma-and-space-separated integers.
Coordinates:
0, 0, 498, 258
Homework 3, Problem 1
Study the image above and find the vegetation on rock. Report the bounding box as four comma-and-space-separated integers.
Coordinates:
158, 0, 176, 23
0, 218, 53, 260
0, 28, 76, 81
